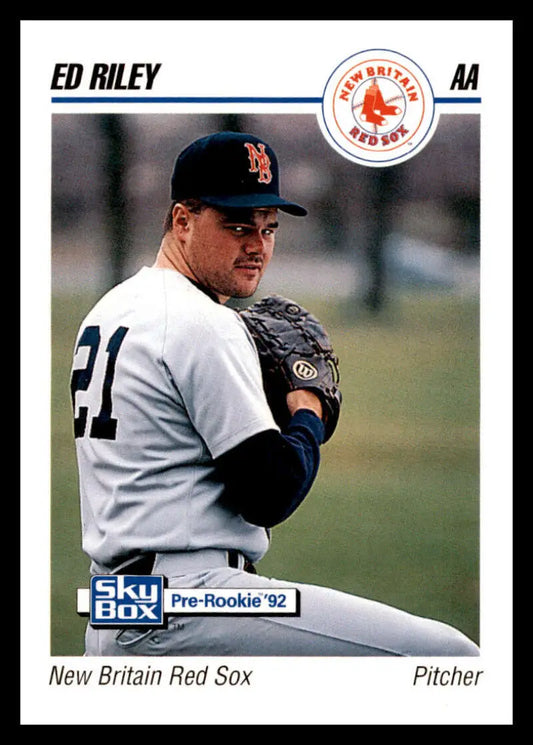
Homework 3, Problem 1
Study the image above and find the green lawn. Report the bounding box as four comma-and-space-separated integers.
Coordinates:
51, 290, 479, 655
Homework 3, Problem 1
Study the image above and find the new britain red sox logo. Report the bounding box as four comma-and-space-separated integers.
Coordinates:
244, 142, 273, 183
320, 49, 437, 166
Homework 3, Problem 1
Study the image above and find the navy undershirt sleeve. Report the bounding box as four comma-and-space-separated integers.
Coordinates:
215, 409, 325, 528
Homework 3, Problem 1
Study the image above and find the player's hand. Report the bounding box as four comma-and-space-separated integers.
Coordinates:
286, 389, 323, 421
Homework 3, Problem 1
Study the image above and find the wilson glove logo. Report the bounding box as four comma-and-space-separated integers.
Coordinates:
90, 575, 164, 626
292, 360, 318, 380
319, 49, 437, 166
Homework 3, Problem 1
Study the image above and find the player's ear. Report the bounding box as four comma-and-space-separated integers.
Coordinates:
172, 203, 192, 235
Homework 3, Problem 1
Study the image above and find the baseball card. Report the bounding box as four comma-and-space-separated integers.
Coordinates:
20, 19, 514, 725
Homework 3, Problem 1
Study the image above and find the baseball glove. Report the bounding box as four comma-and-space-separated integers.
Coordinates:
240, 295, 341, 442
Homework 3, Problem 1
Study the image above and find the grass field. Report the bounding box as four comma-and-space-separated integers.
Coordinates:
51, 289, 479, 656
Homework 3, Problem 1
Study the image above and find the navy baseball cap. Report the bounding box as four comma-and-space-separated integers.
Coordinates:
170, 131, 307, 216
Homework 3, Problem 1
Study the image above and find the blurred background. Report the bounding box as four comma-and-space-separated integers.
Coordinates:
51, 112, 480, 655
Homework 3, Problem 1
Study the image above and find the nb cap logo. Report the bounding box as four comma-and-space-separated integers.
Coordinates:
293, 360, 318, 380
244, 142, 273, 184
319, 49, 437, 167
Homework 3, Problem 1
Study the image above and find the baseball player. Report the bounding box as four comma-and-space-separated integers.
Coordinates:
71, 130, 479, 656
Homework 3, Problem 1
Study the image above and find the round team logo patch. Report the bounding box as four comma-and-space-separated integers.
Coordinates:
319, 49, 437, 166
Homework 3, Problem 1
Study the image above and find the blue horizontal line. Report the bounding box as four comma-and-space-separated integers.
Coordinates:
435, 97, 481, 104
51, 96, 324, 104
51, 95, 481, 105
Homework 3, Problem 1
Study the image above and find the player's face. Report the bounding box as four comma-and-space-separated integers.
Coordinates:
182, 206, 278, 302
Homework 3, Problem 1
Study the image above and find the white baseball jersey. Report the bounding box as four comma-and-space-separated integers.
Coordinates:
76, 267, 480, 661
71, 266, 279, 572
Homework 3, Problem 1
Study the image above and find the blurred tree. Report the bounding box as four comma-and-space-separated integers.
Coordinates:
219, 113, 246, 132
363, 165, 403, 312
447, 193, 480, 254
100, 115, 129, 287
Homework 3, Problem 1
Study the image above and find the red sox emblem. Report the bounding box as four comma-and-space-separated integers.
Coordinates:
244, 142, 272, 184
320, 49, 436, 166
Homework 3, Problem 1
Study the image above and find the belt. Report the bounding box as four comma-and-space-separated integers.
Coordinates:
110, 549, 256, 576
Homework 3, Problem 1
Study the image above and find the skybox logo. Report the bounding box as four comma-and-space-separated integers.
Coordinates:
90, 575, 164, 626
319, 49, 437, 167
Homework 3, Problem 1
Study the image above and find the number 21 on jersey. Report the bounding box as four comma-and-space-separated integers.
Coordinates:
71, 325, 129, 440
